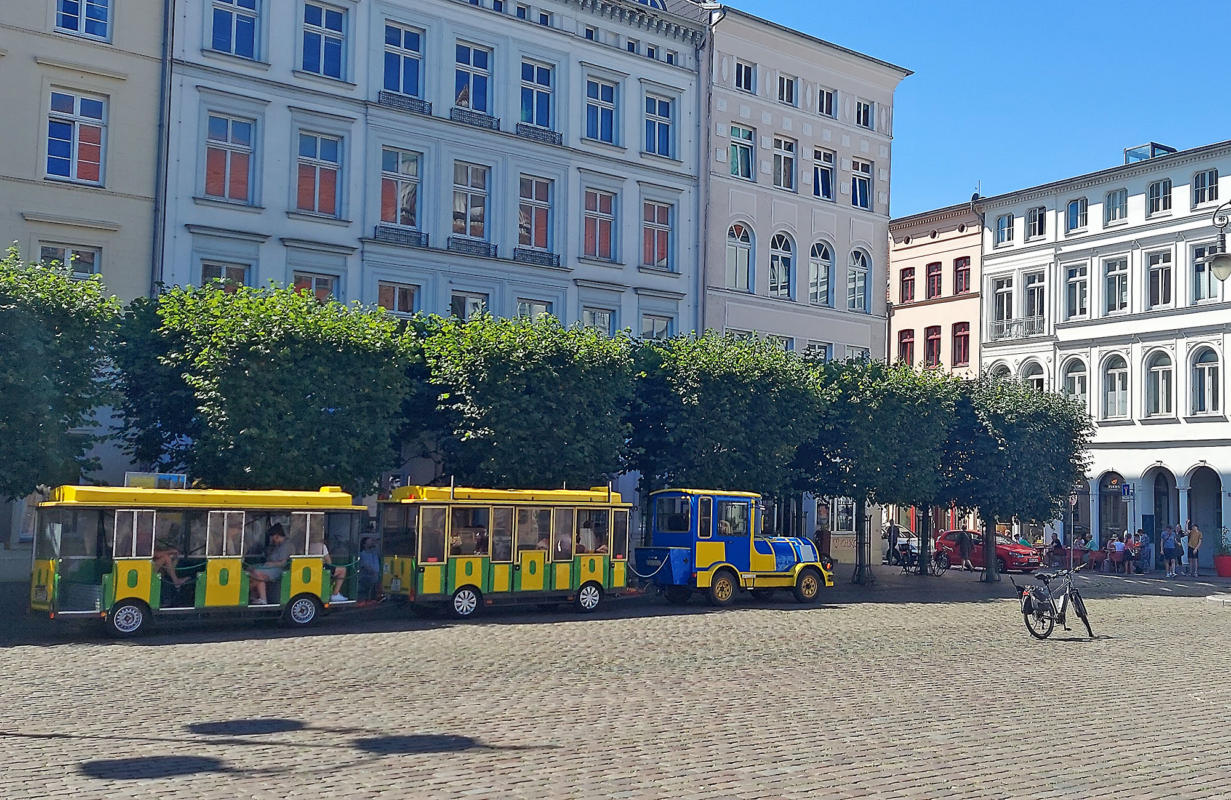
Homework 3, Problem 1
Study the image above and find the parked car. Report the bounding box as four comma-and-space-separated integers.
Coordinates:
933, 530, 1040, 573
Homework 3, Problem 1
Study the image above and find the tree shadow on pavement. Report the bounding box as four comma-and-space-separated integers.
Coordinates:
78, 755, 236, 780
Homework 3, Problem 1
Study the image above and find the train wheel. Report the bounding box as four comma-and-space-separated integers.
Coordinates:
283, 594, 321, 628
707, 570, 738, 607
574, 582, 603, 613
106, 600, 149, 638
793, 568, 822, 604
450, 586, 482, 619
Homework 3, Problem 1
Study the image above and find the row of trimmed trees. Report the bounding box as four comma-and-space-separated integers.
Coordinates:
2, 253, 1094, 579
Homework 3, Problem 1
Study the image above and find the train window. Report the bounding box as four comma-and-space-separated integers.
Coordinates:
381, 505, 417, 558
325, 512, 356, 563
715, 501, 749, 537
612, 510, 629, 560
244, 512, 291, 557
289, 512, 325, 555
419, 506, 447, 563
698, 497, 713, 540
114, 510, 155, 557
207, 511, 246, 557
552, 508, 574, 562
516, 507, 550, 552
490, 507, 513, 562
52, 509, 105, 558
576, 509, 609, 553
450, 506, 490, 556
184, 512, 208, 557
655, 496, 691, 533
154, 512, 187, 556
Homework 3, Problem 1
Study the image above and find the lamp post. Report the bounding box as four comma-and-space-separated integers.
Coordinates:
1208, 201, 1231, 282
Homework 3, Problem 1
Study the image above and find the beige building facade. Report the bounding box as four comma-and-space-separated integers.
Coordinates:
0, 0, 167, 302
888, 204, 982, 376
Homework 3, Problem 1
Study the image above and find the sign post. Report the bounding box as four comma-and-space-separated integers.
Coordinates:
1068, 493, 1078, 571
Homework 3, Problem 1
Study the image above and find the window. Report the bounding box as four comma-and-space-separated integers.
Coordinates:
642, 201, 672, 269
1146, 351, 1173, 417
1194, 169, 1219, 205
778, 75, 797, 106
1065, 197, 1087, 232
583, 189, 616, 260
641, 314, 672, 340
46, 91, 105, 184
537, 11, 550, 25
769, 234, 793, 299
766, 335, 794, 352
809, 242, 832, 306
729, 125, 754, 180
646, 46, 657, 60
204, 114, 253, 203
585, 79, 617, 143
515, 4, 528, 19
855, 100, 874, 129
39, 244, 99, 278
450, 291, 487, 320
1193, 243, 1219, 303
200, 260, 247, 286
851, 159, 872, 210
772, 137, 796, 191
954, 257, 971, 294
1103, 355, 1129, 419
806, 341, 831, 362
1147, 250, 1173, 308
848, 250, 869, 312
1105, 188, 1128, 224
295, 132, 340, 216
644, 96, 672, 157
1063, 360, 1087, 406
952, 323, 970, 367
735, 61, 756, 93
493, 0, 504, 12
452, 162, 489, 240
516, 298, 552, 319
848, 346, 871, 361
665, 51, 677, 66
897, 330, 914, 364
925, 262, 942, 299
1147, 179, 1172, 216
626, 39, 639, 54
726, 224, 752, 291
1065, 264, 1088, 319
1024, 272, 1044, 319
899, 266, 915, 303
993, 277, 1013, 322
294, 271, 336, 301
383, 23, 421, 96
1192, 349, 1220, 415
832, 498, 855, 532
57, 0, 110, 39
1022, 361, 1045, 392
582, 307, 615, 336
818, 87, 835, 118
584, 26, 596, 41
924, 326, 941, 368
1104, 258, 1128, 314
302, 3, 344, 80
520, 61, 553, 128
1026, 206, 1046, 239
518, 176, 552, 250
380, 147, 420, 228
995, 214, 1014, 245
455, 43, 491, 113
378, 281, 416, 315
813, 148, 834, 201
213, 0, 258, 59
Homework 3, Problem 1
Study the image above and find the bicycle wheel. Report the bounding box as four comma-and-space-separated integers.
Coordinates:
932, 553, 950, 575
1023, 594, 1054, 639
1071, 591, 1094, 638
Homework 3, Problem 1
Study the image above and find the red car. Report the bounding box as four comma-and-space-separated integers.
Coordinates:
934, 530, 1040, 573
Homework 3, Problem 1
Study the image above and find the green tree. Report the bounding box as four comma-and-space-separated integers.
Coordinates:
115, 284, 416, 494
0, 247, 121, 498
626, 332, 822, 499
420, 313, 633, 488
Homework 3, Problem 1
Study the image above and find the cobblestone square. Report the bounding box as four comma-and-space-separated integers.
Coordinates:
2, 567, 1230, 799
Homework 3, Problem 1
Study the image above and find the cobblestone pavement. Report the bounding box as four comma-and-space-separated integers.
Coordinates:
3, 566, 1230, 799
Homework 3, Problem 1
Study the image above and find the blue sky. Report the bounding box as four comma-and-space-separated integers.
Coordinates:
733, 0, 1231, 217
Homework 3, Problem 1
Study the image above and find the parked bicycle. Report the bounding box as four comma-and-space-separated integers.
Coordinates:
1011, 564, 1094, 639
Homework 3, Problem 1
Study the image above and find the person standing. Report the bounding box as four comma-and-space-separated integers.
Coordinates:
1162, 526, 1178, 578
1188, 520, 1203, 578
958, 528, 975, 571
886, 521, 900, 565
1179, 526, 1191, 576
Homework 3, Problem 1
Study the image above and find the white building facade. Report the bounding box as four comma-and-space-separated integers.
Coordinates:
161, 0, 706, 338
700, 7, 909, 362
977, 140, 1231, 567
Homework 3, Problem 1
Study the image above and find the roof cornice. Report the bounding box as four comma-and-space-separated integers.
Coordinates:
889, 202, 978, 230
572, 0, 707, 47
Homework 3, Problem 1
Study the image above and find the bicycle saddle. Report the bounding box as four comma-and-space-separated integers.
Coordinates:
1035, 573, 1054, 583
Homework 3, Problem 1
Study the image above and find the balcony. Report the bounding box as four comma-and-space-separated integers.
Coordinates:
991, 316, 1046, 341
447, 236, 497, 258
450, 107, 500, 130
515, 123, 563, 146
376, 91, 431, 116
513, 247, 561, 268
372, 225, 428, 248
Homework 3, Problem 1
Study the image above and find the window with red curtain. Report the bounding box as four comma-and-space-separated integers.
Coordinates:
296, 131, 340, 215
926, 261, 942, 299
952, 322, 970, 366
204, 114, 253, 202
925, 325, 941, 367
954, 257, 971, 294
898, 329, 914, 364
899, 267, 915, 303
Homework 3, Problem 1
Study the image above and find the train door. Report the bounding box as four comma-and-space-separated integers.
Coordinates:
203, 510, 246, 606
610, 509, 629, 588
112, 509, 157, 610
488, 507, 514, 593
716, 499, 756, 573
551, 508, 575, 591
416, 506, 448, 597
514, 507, 549, 591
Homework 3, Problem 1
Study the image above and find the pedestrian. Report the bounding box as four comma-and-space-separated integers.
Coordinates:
886, 520, 900, 565
1162, 526, 1178, 577
1188, 520, 1203, 578
1179, 526, 1190, 576
958, 528, 975, 571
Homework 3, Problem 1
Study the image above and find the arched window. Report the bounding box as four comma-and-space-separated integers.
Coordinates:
848, 249, 869, 312
1102, 355, 1128, 419
1145, 351, 1173, 417
725, 224, 752, 291
1022, 361, 1045, 392
769, 233, 793, 298
1192, 348, 1220, 415
990, 364, 1011, 380
1063, 360, 1088, 406
808, 242, 832, 306
897, 329, 914, 364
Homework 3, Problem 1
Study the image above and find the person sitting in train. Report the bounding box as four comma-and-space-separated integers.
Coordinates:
473, 530, 488, 555
717, 520, 732, 536
152, 524, 191, 588
308, 534, 348, 603
247, 524, 291, 605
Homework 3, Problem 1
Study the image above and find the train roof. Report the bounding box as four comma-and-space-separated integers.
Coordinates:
649, 488, 763, 499
40, 485, 362, 509
387, 485, 630, 506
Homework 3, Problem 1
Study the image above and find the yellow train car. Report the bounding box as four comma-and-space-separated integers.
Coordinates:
30, 485, 367, 636
380, 485, 632, 617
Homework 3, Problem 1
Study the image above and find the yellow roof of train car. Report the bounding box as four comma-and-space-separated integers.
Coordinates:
41, 485, 362, 509
388, 485, 630, 506
649, 488, 762, 499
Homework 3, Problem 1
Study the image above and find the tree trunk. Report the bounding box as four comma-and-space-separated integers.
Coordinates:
980, 513, 1000, 582
852, 496, 874, 584
917, 505, 931, 576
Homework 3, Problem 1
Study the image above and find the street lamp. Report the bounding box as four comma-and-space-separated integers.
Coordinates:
1209, 201, 1231, 282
